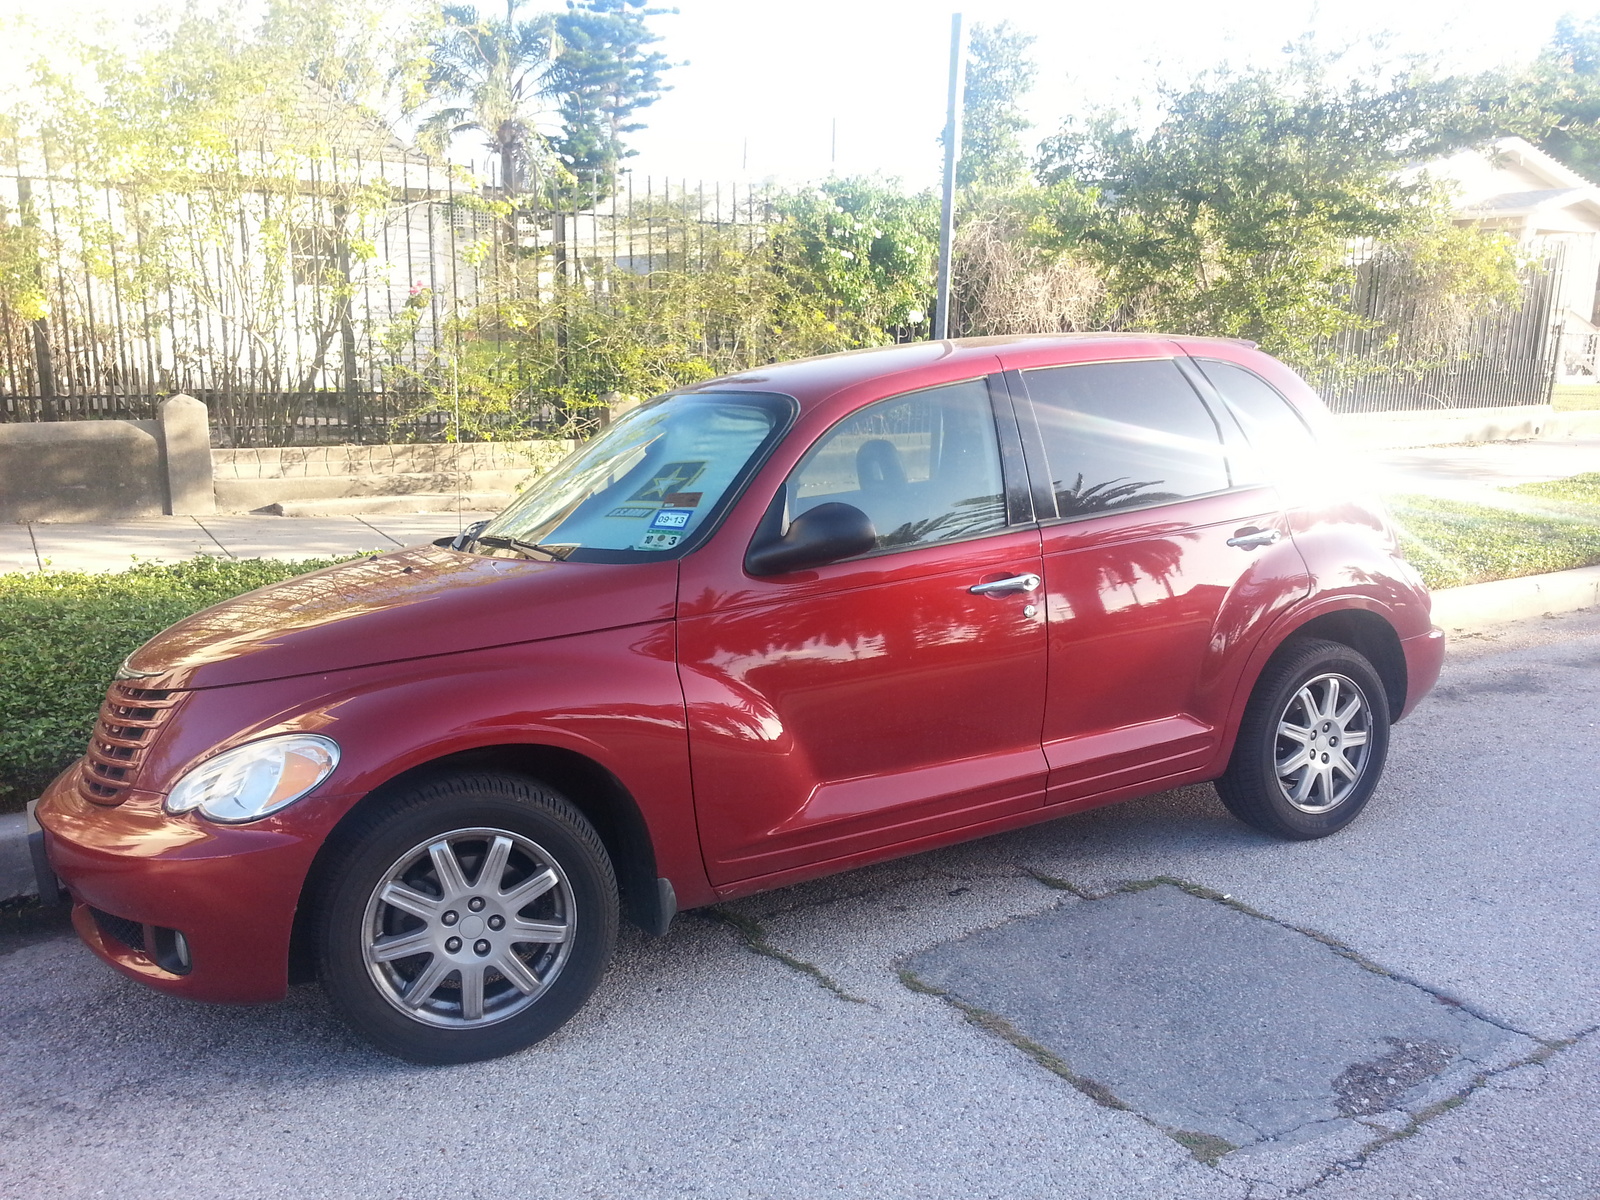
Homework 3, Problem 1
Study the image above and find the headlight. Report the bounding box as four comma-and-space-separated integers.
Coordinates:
164, 734, 340, 824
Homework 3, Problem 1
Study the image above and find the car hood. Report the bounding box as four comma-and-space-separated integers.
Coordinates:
124, 546, 680, 689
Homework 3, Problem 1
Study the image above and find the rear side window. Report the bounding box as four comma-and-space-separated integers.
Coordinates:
1195, 359, 1318, 464
787, 378, 1006, 552
1022, 359, 1230, 518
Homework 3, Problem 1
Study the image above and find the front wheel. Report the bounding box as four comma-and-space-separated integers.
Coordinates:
1216, 638, 1391, 840
316, 773, 618, 1064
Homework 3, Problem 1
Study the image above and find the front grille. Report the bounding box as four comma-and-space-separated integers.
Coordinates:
78, 682, 182, 805
89, 906, 147, 954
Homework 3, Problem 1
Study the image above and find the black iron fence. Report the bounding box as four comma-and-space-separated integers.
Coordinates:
1307, 244, 1563, 414
0, 147, 1566, 442
0, 146, 775, 444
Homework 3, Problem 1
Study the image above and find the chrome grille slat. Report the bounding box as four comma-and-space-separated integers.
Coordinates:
76, 681, 182, 805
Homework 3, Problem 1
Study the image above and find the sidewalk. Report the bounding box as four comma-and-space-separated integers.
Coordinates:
0, 511, 498, 573
1358, 435, 1600, 504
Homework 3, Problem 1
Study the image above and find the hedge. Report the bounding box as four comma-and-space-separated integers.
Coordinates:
0, 557, 348, 813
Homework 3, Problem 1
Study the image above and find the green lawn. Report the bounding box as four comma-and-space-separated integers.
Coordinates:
1551, 385, 1600, 412
1503, 471, 1600, 508
1389, 480, 1600, 590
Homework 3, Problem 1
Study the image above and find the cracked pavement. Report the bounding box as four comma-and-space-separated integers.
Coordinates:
0, 607, 1596, 1199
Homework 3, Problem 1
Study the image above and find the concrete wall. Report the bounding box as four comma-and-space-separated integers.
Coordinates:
0, 418, 164, 522
0, 396, 214, 523
1330, 405, 1568, 452
210, 439, 574, 512
7, 396, 1589, 523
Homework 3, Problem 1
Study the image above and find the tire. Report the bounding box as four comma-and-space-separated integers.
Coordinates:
1216, 638, 1391, 840
316, 772, 618, 1064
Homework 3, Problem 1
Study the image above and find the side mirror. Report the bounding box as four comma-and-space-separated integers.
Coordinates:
745, 502, 876, 576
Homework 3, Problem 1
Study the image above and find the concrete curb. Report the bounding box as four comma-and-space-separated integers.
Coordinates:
0, 812, 35, 901
4, 562, 1597, 905
1430, 563, 1600, 633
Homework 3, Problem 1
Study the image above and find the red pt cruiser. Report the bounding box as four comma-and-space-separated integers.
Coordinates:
36, 336, 1444, 1062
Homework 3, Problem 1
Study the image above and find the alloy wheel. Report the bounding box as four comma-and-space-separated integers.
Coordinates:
1273, 672, 1374, 814
361, 827, 575, 1029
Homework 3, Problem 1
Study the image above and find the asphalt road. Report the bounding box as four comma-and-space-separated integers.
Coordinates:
1, 608, 1596, 1200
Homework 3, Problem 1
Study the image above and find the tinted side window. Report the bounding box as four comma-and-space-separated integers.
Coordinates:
1023, 360, 1230, 518
788, 378, 1006, 552
1196, 360, 1318, 464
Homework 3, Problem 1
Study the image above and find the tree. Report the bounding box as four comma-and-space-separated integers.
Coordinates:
1484, 16, 1600, 180
548, 0, 673, 195
955, 21, 1036, 191
417, 2, 559, 196
767, 177, 940, 342
1, 0, 437, 430
1033, 47, 1490, 363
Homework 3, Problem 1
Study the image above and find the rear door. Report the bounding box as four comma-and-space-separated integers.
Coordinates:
1003, 354, 1312, 806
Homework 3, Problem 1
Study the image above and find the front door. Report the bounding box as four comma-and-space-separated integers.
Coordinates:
678, 376, 1049, 886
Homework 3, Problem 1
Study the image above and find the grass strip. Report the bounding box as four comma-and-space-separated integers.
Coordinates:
1503, 471, 1600, 508
1387, 492, 1600, 590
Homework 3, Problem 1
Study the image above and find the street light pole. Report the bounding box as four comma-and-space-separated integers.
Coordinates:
934, 12, 966, 341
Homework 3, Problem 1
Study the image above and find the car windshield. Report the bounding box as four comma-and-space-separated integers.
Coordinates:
472, 391, 791, 563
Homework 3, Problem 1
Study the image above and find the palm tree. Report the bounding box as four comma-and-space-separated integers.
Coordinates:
417, 2, 558, 199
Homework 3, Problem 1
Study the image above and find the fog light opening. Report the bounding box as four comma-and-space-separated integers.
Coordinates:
150, 926, 193, 976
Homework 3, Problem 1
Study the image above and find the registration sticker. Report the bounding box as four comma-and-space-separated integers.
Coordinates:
636, 532, 682, 550
649, 508, 692, 531
607, 506, 656, 519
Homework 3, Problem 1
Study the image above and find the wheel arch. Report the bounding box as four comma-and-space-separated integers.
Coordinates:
1262, 608, 1408, 721
289, 743, 666, 984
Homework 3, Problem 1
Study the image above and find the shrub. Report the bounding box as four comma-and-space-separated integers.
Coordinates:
0, 557, 349, 813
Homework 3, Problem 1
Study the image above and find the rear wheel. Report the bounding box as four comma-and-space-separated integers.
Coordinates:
317, 773, 618, 1063
1216, 638, 1391, 840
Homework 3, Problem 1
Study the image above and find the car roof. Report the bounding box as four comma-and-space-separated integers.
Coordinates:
679, 334, 1261, 408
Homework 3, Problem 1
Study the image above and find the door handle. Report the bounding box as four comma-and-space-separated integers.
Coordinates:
969, 573, 1042, 596
1227, 528, 1283, 550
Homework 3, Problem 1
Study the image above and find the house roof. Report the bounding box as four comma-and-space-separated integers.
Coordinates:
1459, 186, 1600, 219
1480, 137, 1597, 190
231, 76, 430, 167
1424, 137, 1600, 229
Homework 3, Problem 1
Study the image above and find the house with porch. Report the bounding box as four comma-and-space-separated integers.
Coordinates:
1425, 135, 1600, 384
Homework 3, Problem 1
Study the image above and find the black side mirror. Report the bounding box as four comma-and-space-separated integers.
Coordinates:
746, 502, 876, 576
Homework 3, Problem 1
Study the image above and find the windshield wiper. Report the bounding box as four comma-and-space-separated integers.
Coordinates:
470, 533, 570, 561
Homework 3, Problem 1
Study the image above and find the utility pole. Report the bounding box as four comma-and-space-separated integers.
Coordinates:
934, 12, 966, 341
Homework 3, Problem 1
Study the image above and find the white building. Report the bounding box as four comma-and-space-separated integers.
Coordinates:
1425, 136, 1600, 383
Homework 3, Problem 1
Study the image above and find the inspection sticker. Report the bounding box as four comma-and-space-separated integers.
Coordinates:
636, 532, 682, 550
649, 508, 692, 530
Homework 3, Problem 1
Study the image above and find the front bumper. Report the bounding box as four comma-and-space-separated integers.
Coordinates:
35, 761, 336, 1004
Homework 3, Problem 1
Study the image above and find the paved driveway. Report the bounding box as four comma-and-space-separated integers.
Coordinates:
1, 609, 1596, 1200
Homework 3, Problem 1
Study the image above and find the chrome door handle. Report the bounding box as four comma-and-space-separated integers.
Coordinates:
969, 573, 1042, 596
1227, 528, 1283, 550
